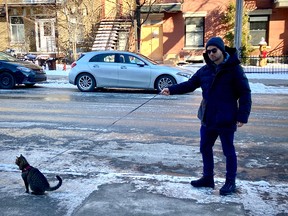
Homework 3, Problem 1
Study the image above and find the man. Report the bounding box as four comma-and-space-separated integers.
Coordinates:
161, 37, 252, 195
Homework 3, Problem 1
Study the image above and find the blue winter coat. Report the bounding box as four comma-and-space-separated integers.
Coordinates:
169, 47, 252, 131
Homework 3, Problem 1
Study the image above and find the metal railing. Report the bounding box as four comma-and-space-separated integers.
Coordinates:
4, 0, 62, 4
241, 56, 288, 73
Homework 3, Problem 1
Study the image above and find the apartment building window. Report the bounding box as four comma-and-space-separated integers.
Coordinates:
185, 17, 204, 47
249, 16, 269, 46
10, 17, 25, 43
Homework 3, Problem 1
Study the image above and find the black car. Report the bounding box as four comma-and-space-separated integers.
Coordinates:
0, 52, 47, 89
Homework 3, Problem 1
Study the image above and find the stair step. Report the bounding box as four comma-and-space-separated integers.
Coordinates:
93, 42, 117, 45
95, 34, 118, 38
93, 41, 116, 46
94, 37, 117, 41
93, 42, 116, 46
100, 20, 129, 24
95, 31, 118, 35
95, 33, 118, 36
91, 46, 115, 50
98, 27, 120, 31
92, 19, 132, 51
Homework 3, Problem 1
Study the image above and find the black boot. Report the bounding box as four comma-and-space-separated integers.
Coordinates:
190, 176, 214, 188
219, 178, 236, 195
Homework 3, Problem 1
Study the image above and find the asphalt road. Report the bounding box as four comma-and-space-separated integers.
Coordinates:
0, 85, 287, 216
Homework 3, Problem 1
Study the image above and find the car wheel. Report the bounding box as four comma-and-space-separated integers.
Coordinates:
0, 72, 15, 89
155, 75, 176, 92
76, 73, 96, 92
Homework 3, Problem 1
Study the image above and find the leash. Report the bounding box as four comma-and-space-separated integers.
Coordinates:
109, 93, 159, 127
37, 93, 160, 166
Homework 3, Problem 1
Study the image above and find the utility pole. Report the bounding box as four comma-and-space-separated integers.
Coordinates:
234, 0, 243, 57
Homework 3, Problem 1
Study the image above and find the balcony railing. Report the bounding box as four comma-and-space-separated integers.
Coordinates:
274, 0, 288, 8
3, 0, 63, 5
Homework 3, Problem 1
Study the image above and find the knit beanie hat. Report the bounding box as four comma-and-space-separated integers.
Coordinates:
205, 37, 225, 53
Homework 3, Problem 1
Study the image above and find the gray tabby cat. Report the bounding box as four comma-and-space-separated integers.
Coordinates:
15, 154, 62, 195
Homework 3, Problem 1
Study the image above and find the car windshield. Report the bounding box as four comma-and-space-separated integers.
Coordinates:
0, 52, 18, 61
137, 53, 158, 65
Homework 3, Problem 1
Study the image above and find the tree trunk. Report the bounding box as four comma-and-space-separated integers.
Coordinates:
135, 0, 141, 53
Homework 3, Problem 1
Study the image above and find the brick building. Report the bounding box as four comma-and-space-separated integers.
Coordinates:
140, 0, 288, 64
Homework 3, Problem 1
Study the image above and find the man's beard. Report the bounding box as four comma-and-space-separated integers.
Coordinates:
211, 56, 222, 63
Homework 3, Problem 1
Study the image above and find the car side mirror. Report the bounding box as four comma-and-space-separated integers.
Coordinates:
137, 61, 145, 67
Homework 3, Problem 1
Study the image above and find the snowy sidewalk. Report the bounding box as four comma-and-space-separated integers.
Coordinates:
43, 64, 288, 95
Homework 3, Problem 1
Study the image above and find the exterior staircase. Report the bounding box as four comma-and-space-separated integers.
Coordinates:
92, 19, 132, 51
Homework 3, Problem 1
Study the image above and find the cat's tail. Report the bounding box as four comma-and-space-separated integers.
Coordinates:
48, 175, 62, 191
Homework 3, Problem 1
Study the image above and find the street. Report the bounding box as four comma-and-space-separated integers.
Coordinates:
0, 85, 287, 216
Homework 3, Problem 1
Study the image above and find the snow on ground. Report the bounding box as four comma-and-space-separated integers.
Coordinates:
42, 64, 288, 95
1, 144, 287, 216
36, 65, 287, 215
246, 73, 288, 94
2, 64, 286, 215
248, 82, 288, 94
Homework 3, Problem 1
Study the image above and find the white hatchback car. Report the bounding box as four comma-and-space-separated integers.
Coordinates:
68, 50, 194, 92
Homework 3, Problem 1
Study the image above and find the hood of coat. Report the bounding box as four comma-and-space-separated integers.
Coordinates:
203, 46, 241, 67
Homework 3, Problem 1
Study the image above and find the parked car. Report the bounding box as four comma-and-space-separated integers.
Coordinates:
68, 50, 194, 92
0, 52, 47, 89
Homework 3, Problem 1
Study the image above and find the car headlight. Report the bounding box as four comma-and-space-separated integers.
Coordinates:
176, 72, 192, 79
17, 66, 32, 75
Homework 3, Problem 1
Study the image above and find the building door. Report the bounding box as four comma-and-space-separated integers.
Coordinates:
35, 19, 56, 52
140, 22, 163, 62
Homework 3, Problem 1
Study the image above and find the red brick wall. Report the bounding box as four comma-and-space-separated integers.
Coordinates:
255, 0, 273, 9
269, 8, 288, 55
246, 0, 288, 55
162, 13, 184, 55
160, 0, 287, 63
162, 0, 230, 63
